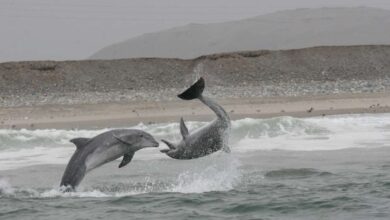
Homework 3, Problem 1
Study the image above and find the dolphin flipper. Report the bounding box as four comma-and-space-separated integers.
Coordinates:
118, 152, 135, 168
161, 139, 176, 150
180, 117, 189, 139
178, 77, 205, 100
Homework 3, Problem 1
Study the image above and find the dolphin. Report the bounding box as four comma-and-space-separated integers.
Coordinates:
60, 129, 159, 191
160, 77, 231, 159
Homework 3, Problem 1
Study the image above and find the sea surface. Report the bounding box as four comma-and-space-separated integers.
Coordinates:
1, 114, 390, 220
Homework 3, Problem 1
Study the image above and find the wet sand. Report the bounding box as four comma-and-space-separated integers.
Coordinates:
1, 92, 390, 129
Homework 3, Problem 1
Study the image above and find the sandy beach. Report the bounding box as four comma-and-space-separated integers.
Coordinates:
1, 92, 390, 129
1, 45, 390, 129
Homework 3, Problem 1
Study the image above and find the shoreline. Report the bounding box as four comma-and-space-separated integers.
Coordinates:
1, 92, 390, 130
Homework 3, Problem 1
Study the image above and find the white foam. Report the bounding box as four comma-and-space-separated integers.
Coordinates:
233, 114, 390, 152
1, 114, 390, 171
41, 189, 111, 198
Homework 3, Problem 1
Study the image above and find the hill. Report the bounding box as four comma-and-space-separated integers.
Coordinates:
90, 7, 390, 59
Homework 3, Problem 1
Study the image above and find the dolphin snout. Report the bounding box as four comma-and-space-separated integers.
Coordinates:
160, 149, 170, 153
152, 140, 159, 148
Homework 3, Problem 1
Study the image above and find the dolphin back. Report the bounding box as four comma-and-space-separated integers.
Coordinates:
178, 77, 205, 100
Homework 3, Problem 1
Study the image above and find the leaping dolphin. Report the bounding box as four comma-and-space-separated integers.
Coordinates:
60, 129, 159, 191
160, 77, 231, 159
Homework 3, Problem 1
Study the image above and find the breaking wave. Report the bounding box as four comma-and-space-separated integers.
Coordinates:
1, 114, 390, 170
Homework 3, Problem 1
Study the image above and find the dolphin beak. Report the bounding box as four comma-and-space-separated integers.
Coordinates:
153, 141, 159, 148
160, 149, 170, 153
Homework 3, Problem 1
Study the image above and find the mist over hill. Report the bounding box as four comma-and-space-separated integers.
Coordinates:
90, 7, 390, 60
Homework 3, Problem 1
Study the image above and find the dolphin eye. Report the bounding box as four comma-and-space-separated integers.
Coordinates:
139, 134, 144, 138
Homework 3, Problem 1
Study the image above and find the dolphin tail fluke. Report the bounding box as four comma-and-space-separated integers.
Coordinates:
178, 77, 205, 100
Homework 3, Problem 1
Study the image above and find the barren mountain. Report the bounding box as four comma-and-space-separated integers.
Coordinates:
90, 7, 390, 59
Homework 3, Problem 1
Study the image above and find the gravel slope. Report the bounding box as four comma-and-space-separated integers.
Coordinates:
1, 45, 390, 107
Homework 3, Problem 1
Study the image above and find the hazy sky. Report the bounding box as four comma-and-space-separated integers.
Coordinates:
1, 0, 390, 62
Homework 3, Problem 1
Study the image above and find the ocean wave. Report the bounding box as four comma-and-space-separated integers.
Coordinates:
1, 114, 390, 170
0, 128, 109, 150
264, 168, 333, 179
0, 117, 327, 149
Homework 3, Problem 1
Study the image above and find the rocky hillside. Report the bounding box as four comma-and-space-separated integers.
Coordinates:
1, 45, 390, 107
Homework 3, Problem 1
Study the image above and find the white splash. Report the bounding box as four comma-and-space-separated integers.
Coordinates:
1, 154, 242, 198
170, 155, 241, 193
0, 178, 14, 195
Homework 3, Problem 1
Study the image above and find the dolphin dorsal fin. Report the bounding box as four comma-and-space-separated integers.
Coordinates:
70, 138, 91, 149
180, 117, 189, 139
118, 152, 135, 168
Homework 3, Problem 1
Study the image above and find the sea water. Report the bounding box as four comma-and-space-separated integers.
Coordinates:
1, 114, 390, 220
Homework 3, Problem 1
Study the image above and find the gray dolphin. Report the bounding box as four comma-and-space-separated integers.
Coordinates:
160, 77, 231, 159
60, 129, 159, 191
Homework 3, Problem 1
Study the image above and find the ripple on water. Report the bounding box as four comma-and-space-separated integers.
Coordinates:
264, 168, 333, 179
